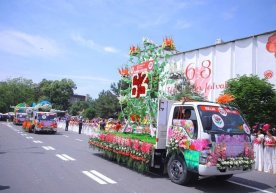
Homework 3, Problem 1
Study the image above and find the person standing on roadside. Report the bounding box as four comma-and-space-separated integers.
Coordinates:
65, 116, 70, 131
78, 117, 83, 134
100, 119, 106, 131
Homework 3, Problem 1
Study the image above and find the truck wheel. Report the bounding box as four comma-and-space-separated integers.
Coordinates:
215, 174, 233, 181
167, 155, 191, 185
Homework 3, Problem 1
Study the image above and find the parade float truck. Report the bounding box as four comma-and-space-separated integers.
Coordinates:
89, 37, 254, 185
22, 101, 57, 134
31, 111, 57, 134
13, 103, 30, 125
89, 98, 254, 185
13, 112, 28, 125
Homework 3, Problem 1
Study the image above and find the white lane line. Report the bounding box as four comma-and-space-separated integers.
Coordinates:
56, 154, 75, 161
82, 171, 107, 184
26, 136, 33, 139
21, 134, 27, 136
63, 135, 69, 138
91, 170, 117, 184
42, 146, 55, 150
56, 154, 69, 161
33, 140, 43, 143
75, 139, 83, 142
228, 180, 274, 193
61, 154, 76, 161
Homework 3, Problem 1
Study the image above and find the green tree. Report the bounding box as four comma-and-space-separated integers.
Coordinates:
93, 90, 120, 118
38, 78, 76, 110
224, 75, 276, 127
69, 101, 89, 116
83, 107, 96, 119
0, 77, 35, 112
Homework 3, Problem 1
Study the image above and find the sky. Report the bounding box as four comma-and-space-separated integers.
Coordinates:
0, 0, 275, 99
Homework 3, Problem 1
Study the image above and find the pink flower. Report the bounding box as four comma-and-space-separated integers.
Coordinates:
168, 127, 173, 138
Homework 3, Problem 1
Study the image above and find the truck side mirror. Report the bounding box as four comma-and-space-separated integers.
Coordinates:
202, 116, 212, 131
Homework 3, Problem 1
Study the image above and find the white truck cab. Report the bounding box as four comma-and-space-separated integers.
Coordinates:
153, 99, 253, 185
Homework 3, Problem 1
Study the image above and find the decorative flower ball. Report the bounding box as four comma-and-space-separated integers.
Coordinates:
262, 123, 271, 132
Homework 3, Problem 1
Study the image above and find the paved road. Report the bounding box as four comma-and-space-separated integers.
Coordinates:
0, 122, 275, 193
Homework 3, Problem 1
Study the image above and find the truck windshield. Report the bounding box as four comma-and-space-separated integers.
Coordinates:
37, 113, 56, 121
198, 105, 250, 135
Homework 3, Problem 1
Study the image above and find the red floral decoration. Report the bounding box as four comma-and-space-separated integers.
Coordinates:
162, 37, 176, 50
264, 70, 273, 79
217, 94, 235, 104
118, 68, 129, 76
129, 45, 140, 56
130, 114, 140, 122
266, 33, 276, 58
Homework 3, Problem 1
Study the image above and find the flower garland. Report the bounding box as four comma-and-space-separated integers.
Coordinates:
89, 133, 153, 173
207, 142, 254, 172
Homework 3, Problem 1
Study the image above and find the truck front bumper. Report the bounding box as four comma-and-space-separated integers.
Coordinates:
198, 165, 252, 176
36, 127, 57, 132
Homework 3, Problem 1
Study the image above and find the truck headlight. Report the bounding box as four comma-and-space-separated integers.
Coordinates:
199, 151, 209, 164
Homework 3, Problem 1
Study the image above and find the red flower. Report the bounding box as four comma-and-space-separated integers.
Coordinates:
133, 139, 140, 151
141, 142, 152, 154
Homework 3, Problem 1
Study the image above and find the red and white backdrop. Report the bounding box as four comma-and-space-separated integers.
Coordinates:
163, 31, 276, 101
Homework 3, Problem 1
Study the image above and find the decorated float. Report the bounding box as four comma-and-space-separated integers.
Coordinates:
22, 100, 57, 134
13, 103, 29, 125
89, 37, 254, 185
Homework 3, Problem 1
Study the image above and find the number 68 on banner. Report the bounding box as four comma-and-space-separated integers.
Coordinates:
131, 72, 149, 98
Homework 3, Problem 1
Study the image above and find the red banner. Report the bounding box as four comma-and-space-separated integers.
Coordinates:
130, 60, 154, 75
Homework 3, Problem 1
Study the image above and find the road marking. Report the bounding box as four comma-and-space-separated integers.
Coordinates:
42, 146, 55, 150
56, 154, 75, 161
228, 180, 274, 193
63, 135, 69, 138
61, 154, 75, 161
21, 133, 27, 136
82, 170, 117, 185
56, 154, 69, 161
75, 139, 83, 142
82, 171, 107, 184
26, 136, 33, 139
91, 170, 117, 184
33, 140, 43, 143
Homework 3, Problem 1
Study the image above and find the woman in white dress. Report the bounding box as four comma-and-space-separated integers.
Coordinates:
263, 124, 276, 173
253, 127, 264, 171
